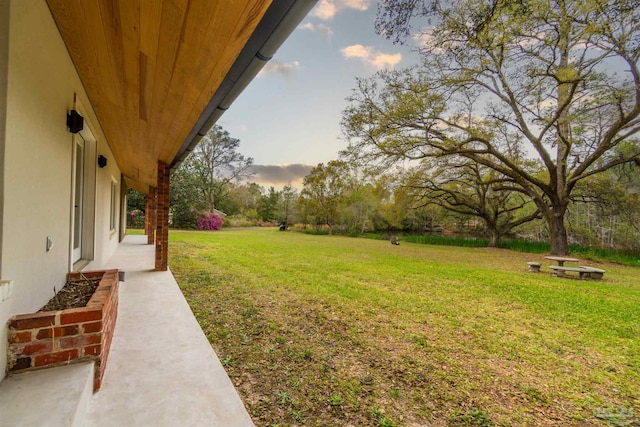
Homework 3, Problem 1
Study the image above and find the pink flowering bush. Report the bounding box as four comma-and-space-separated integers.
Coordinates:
196, 212, 224, 231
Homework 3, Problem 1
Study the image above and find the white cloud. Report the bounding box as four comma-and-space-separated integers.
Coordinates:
574, 39, 606, 51
340, 0, 369, 11
341, 44, 402, 70
412, 31, 435, 47
248, 164, 314, 189
297, 22, 334, 38
370, 53, 403, 69
299, 22, 315, 31
443, 113, 487, 129
311, 0, 371, 20
312, 0, 337, 19
258, 61, 301, 77
342, 44, 372, 59
412, 30, 450, 53
538, 99, 557, 108
516, 35, 542, 49
526, 99, 557, 111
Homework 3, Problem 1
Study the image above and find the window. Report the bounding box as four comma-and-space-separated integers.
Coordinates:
110, 179, 118, 231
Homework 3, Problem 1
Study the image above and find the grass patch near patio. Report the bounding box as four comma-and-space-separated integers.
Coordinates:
170, 228, 640, 427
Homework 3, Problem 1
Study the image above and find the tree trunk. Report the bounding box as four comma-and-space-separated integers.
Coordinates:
208, 193, 215, 212
488, 230, 500, 248
550, 211, 569, 255
550, 8, 571, 257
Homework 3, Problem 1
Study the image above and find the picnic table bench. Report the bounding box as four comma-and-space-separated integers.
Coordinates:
543, 256, 606, 279
549, 265, 604, 279
527, 262, 542, 272
579, 266, 605, 279
544, 256, 579, 266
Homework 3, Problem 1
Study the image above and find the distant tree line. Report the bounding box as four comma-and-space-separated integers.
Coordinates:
126, 124, 300, 230
127, 123, 639, 251
295, 157, 639, 251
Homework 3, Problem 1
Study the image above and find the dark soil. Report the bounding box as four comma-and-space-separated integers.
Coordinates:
39, 276, 100, 312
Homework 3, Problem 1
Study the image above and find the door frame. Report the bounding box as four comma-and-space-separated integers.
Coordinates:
69, 101, 97, 270
71, 134, 84, 263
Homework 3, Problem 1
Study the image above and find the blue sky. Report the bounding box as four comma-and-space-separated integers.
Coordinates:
219, 0, 420, 188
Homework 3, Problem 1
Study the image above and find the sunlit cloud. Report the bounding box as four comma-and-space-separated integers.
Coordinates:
515, 34, 544, 49
311, 0, 371, 20
342, 44, 371, 59
412, 30, 450, 53
341, 44, 402, 69
574, 39, 606, 51
412, 31, 434, 47
248, 164, 314, 188
525, 99, 558, 111
443, 113, 488, 129
298, 22, 334, 39
340, 0, 370, 11
258, 60, 301, 77
537, 99, 557, 109
312, 0, 337, 19
411, 32, 433, 47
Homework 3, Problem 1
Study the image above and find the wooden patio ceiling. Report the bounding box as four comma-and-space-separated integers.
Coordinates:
47, 0, 272, 193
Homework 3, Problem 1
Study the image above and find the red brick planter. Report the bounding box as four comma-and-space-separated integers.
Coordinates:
7, 269, 119, 391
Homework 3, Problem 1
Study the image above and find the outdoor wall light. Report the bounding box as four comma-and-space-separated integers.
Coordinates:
98, 155, 107, 168
67, 109, 84, 134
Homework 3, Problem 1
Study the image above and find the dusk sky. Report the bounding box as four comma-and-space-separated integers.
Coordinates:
218, 0, 421, 188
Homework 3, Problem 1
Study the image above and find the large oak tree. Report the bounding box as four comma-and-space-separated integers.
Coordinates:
404, 158, 541, 246
343, 0, 640, 254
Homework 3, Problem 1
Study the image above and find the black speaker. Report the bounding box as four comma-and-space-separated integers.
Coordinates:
67, 110, 84, 134
98, 155, 107, 168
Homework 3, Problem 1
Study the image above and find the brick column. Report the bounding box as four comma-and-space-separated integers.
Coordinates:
146, 186, 157, 245
155, 162, 170, 271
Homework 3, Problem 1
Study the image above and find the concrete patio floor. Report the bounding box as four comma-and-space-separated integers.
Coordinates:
0, 234, 254, 426
86, 234, 254, 426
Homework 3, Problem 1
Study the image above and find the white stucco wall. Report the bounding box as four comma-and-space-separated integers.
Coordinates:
0, 0, 121, 378
85, 138, 122, 270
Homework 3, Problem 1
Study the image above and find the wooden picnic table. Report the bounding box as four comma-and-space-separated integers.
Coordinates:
544, 256, 579, 266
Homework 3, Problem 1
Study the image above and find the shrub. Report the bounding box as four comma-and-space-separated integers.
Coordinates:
127, 209, 145, 228
196, 212, 224, 231
171, 207, 198, 229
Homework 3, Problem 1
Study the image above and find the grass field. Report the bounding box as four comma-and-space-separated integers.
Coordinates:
168, 228, 639, 427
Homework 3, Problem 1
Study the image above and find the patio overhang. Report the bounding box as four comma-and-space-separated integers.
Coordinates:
46, 0, 315, 194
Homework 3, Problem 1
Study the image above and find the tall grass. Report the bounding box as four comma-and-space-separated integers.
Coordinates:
402, 234, 489, 247
568, 246, 640, 267
498, 240, 640, 266
498, 239, 549, 253
398, 234, 640, 267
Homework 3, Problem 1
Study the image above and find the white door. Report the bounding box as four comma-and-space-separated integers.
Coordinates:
72, 135, 85, 263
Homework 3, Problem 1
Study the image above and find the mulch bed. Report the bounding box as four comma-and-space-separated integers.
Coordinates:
39, 275, 101, 312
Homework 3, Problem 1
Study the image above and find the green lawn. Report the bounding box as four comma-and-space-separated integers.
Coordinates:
169, 228, 640, 427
